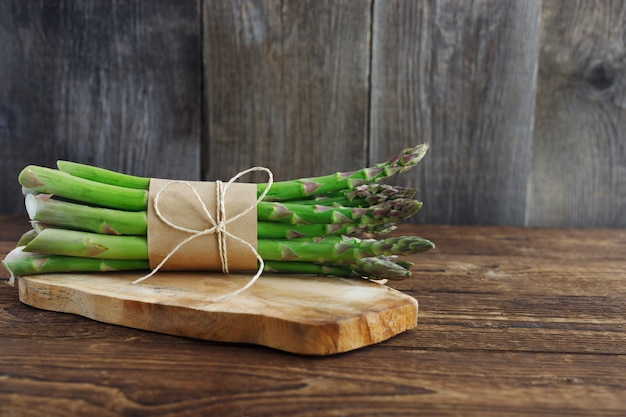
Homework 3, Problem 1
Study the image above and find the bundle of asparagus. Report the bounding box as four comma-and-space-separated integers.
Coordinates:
2, 144, 434, 284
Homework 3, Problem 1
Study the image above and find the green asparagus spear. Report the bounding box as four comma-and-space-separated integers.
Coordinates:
341, 257, 411, 280
264, 258, 411, 280
24, 187, 419, 238
257, 143, 428, 201
263, 260, 359, 278
16, 229, 38, 246
2, 247, 150, 283
53, 145, 428, 206
23, 228, 148, 260
257, 222, 365, 239
56, 160, 151, 189
257, 235, 434, 263
21, 228, 432, 263
292, 183, 417, 207
23, 195, 390, 240
4, 248, 406, 281
256, 199, 422, 225
344, 183, 417, 204
302, 235, 436, 256
19, 165, 148, 211
25, 194, 147, 235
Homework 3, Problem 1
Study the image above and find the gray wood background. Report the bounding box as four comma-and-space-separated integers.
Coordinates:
1, 0, 625, 228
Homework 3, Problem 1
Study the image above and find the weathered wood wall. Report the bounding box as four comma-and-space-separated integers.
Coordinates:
1, 0, 625, 228
0, 0, 202, 211
530, 0, 626, 228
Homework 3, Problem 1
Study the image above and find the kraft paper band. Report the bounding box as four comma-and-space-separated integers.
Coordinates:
146, 178, 258, 272
132, 166, 273, 302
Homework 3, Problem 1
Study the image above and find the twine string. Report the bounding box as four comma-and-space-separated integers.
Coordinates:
216, 180, 228, 273
132, 167, 273, 302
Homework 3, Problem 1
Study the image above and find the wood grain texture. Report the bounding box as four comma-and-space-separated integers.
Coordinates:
203, 0, 371, 184
1, 216, 625, 416
0, 0, 201, 214
529, 0, 626, 227
4, 0, 626, 229
370, 0, 541, 226
18, 271, 418, 355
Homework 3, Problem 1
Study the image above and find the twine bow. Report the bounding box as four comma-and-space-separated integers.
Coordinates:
133, 167, 273, 302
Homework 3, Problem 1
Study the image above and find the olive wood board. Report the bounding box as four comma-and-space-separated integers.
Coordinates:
17, 272, 418, 355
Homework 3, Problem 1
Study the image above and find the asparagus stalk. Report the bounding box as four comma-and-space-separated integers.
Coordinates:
25, 194, 147, 235
19, 165, 148, 211
340, 257, 411, 280
257, 235, 434, 263
264, 260, 359, 278
257, 199, 422, 225
56, 160, 150, 189
25, 189, 422, 238
21, 228, 432, 263
293, 183, 417, 207
2, 247, 150, 284
257, 222, 366, 239
17, 229, 38, 246
264, 257, 411, 280
257, 144, 428, 201
344, 183, 417, 204
45, 144, 428, 208
391, 259, 414, 270
258, 222, 401, 239
23, 228, 148, 259
3, 248, 408, 281
24, 195, 401, 239
290, 235, 435, 251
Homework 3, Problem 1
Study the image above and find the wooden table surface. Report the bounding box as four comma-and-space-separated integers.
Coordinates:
1, 215, 625, 416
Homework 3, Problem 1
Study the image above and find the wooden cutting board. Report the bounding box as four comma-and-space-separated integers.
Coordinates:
17, 272, 418, 355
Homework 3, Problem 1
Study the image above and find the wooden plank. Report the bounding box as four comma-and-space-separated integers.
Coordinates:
2, 220, 625, 415
18, 271, 418, 355
202, 0, 371, 184
370, 0, 542, 226
399, 260, 626, 354
0, 337, 624, 416
399, 292, 626, 354
396, 223, 626, 260
403, 254, 626, 297
392, 223, 626, 354
529, 0, 626, 228
0, 0, 201, 215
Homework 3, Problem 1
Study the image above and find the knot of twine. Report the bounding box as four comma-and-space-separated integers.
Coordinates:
132, 167, 273, 302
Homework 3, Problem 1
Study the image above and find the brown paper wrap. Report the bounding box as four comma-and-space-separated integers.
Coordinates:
147, 178, 258, 272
